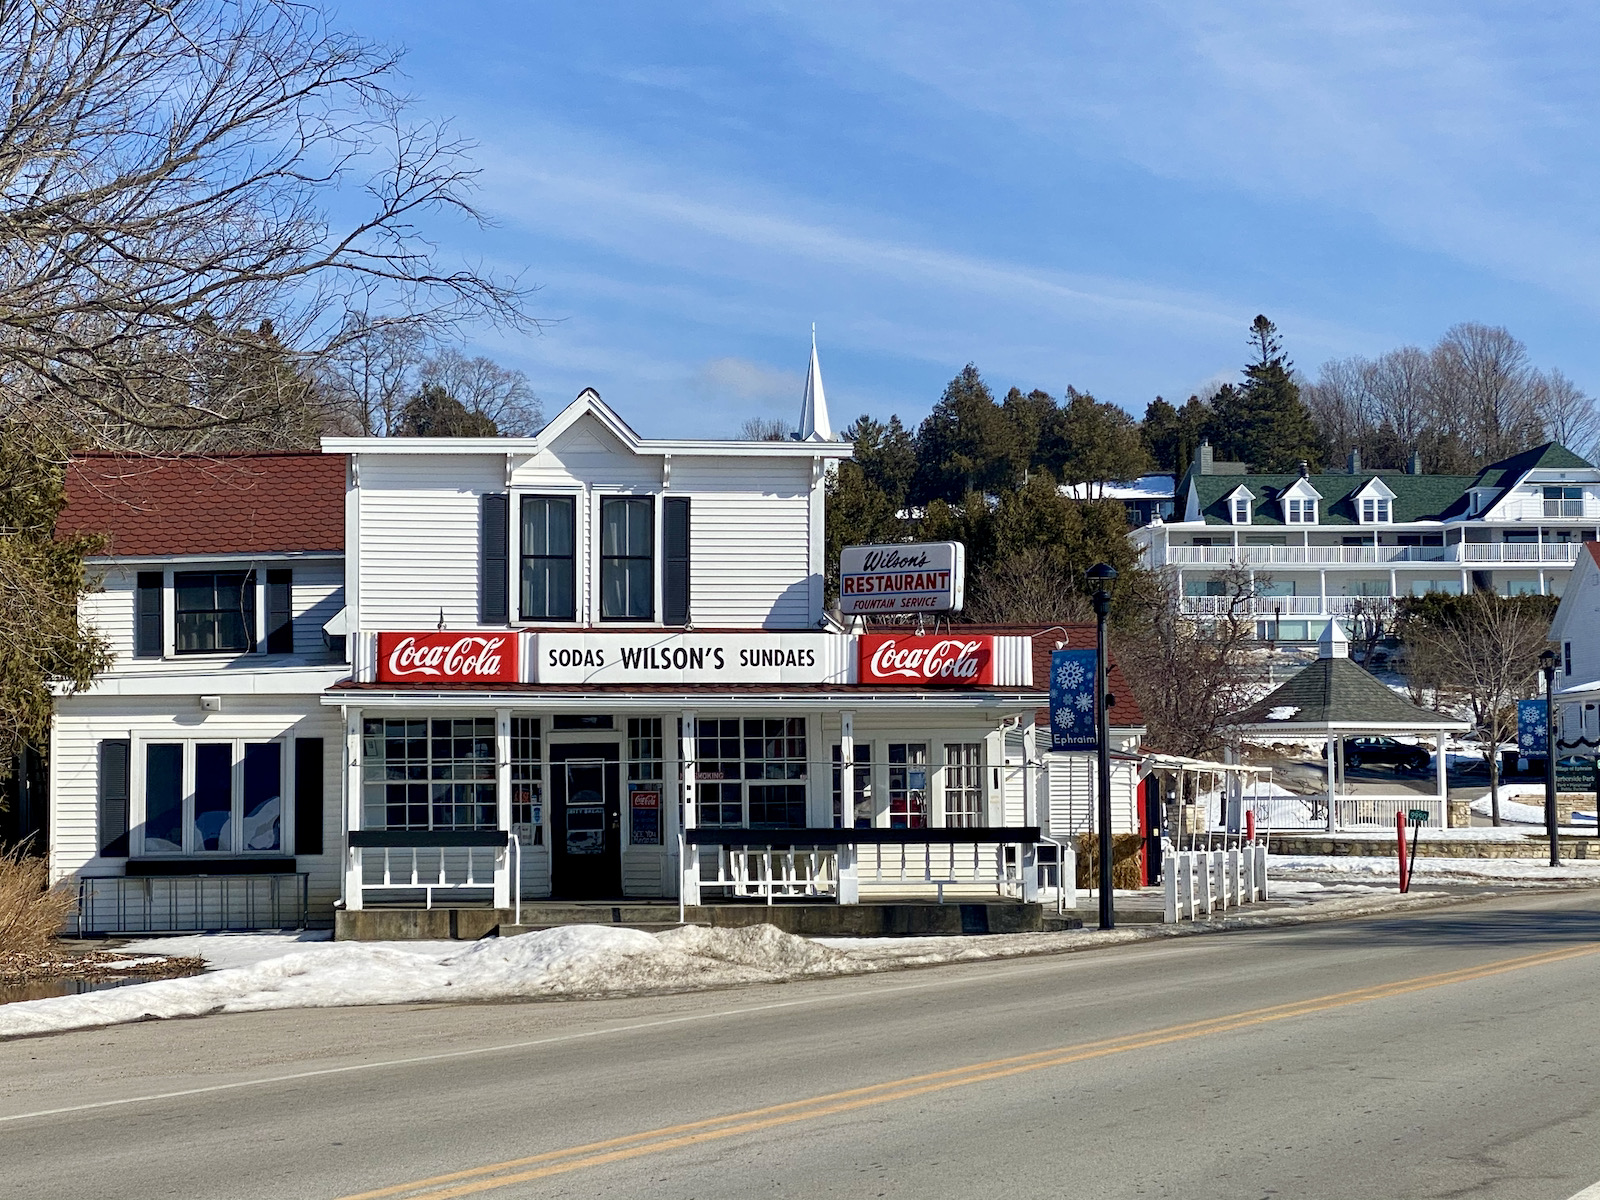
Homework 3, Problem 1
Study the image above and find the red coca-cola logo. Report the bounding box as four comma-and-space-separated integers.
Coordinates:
376, 632, 520, 684
858, 635, 995, 685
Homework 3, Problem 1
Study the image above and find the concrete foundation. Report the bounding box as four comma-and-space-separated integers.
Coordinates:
335, 900, 1048, 941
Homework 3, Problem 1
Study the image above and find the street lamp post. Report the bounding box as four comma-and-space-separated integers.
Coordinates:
1088, 562, 1118, 930
1540, 649, 1559, 867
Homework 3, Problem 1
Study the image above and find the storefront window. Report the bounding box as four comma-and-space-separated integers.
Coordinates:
628, 718, 664, 845
362, 718, 496, 831
690, 717, 808, 828
831, 744, 873, 828
943, 743, 983, 828
888, 743, 928, 828
511, 717, 542, 845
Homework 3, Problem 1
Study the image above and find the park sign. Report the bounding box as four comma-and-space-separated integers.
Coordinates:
838, 542, 965, 615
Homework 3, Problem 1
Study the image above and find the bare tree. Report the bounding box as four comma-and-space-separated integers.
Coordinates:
1427, 323, 1544, 467
1113, 565, 1262, 758
962, 548, 1091, 625
1345, 595, 1398, 669
418, 349, 542, 436
1531, 368, 1600, 463
1400, 591, 1555, 825
739, 416, 791, 441
319, 319, 429, 436
0, 0, 532, 451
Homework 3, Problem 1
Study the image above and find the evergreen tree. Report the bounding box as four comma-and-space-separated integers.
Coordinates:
1210, 316, 1324, 471
910, 365, 1020, 503
1050, 387, 1152, 489
845, 415, 918, 511
396, 384, 499, 437
1000, 387, 1057, 476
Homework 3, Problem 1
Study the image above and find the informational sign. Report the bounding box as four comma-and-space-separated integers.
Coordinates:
629, 788, 662, 845
1557, 758, 1597, 792
838, 542, 965, 615
376, 631, 519, 684
535, 633, 845, 685
1049, 648, 1099, 752
857, 634, 996, 686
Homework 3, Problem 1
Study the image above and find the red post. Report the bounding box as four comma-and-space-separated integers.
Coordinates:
1395, 810, 1410, 893
1245, 810, 1256, 845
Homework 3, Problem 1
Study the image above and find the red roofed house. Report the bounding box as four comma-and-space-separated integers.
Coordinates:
52, 453, 351, 932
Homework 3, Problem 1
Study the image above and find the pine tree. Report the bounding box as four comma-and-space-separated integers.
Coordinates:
1211, 316, 1324, 471
396, 384, 499, 437
910, 365, 1020, 503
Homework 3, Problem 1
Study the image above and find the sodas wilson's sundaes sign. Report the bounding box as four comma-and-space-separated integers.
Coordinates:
857, 634, 996, 686
376, 632, 520, 684
838, 542, 965, 615
535, 633, 846, 685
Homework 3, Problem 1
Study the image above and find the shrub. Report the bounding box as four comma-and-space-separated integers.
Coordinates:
0, 847, 76, 955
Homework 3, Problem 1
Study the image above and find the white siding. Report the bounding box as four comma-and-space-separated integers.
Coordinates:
79, 567, 136, 668
689, 493, 814, 628
357, 456, 501, 629
1045, 754, 1139, 838
51, 696, 345, 923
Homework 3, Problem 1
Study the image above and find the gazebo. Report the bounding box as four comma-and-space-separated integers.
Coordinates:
1225, 622, 1469, 830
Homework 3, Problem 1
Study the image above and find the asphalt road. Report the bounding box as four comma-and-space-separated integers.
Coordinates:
6, 893, 1600, 1199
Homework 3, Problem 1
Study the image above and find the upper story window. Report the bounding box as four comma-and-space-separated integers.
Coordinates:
600, 497, 654, 620
174, 571, 255, 654
1544, 486, 1583, 518
1361, 497, 1391, 523
1231, 497, 1250, 524
520, 496, 576, 621
1285, 498, 1317, 524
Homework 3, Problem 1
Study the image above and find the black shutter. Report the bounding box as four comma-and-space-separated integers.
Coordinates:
135, 572, 163, 658
480, 493, 510, 624
266, 569, 294, 654
293, 738, 324, 856
663, 497, 691, 625
98, 739, 130, 857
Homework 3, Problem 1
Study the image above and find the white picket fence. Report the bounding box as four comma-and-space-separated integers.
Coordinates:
1162, 841, 1269, 922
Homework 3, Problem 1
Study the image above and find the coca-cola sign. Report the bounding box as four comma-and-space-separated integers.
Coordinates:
376, 632, 520, 684
858, 634, 996, 686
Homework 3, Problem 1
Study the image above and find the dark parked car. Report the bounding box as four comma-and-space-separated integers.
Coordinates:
1321, 736, 1431, 773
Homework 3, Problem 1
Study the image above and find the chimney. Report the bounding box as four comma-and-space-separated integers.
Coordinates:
1408, 450, 1423, 475
1347, 448, 1361, 475
1198, 440, 1215, 476
1298, 460, 1310, 479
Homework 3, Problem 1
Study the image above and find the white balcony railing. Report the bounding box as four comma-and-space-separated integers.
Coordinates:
1163, 541, 1583, 567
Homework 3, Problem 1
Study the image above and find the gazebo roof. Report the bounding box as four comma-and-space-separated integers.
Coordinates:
1228, 623, 1468, 734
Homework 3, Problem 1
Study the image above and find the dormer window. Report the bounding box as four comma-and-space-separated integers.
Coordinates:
1225, 485, 1254, 525
1285, 497, 1317, 524
1361, 497, 1391, 523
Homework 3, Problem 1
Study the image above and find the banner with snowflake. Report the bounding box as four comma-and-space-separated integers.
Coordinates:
1518, 698, 1547, 757
1050, 648, 1099, 752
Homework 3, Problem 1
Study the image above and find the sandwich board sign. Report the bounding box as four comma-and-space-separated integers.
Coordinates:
838, 542, 965, 616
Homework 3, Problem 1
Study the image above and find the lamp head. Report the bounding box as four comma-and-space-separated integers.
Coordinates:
1540, 648, 1556, 675
1086, 562, 1118, 584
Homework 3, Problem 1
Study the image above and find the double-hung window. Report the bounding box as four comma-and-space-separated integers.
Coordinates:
520, 496, 576, 621
1361, 498, 1390, 523
600, 497, 654, 620
1231, 498, 1250, 524
174, 571, 255, 653
1285, 498, 1316, 524
943, 743, 983, 827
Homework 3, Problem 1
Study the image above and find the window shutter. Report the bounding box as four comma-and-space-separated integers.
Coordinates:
664, 497, 691, 626
266, 569, 294, 653
135, 572, 163, 658
293, 738, 324, 856
480, 493, 510, 624
98, 739, 130, 857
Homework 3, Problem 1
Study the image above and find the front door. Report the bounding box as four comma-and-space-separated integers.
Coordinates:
550, 742, 622, 898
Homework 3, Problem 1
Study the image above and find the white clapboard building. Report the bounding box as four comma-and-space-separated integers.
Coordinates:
49, 364, 1147, 933
52, 453, 351, 932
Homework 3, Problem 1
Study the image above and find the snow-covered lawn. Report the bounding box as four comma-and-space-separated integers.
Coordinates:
1274, 855, 1600, 885
0, 877, 1456, 1040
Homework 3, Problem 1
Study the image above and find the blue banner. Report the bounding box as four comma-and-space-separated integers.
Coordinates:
1518, 698, 1547, 758
1050, 648, 1099, 752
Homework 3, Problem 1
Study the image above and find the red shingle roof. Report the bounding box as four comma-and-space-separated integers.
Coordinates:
59, 453, 346, 557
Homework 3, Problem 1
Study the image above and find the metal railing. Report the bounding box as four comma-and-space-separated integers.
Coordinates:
347, 830, 514, 910
75, 873, 310, 935
1335, 796, 1444, 829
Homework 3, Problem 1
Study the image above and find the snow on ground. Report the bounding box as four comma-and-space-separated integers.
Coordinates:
1469, 786, 1597, 825
1273, 854, 1600, 885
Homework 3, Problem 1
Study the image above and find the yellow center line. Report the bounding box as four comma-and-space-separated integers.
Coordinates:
337, 941, 1600, 1200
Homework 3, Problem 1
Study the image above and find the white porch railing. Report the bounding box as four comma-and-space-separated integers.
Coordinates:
1166, 542, 1580, 567
1162, 840, 1269, 922
680, 827, 1043, 909
346, 830, 517, 916
1334, 796, 1444, 829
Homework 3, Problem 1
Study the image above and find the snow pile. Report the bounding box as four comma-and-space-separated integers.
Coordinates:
0, 925, 858, 1040
1470, 789, 1596, 825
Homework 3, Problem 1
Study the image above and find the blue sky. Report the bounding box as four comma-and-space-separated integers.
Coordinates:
332, 1, 1600, 438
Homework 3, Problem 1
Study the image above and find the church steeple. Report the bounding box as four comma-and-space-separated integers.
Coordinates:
796, 326, 833, 442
